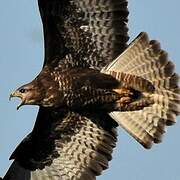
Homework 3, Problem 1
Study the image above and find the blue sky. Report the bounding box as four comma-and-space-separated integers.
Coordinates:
0, 0, 180, 179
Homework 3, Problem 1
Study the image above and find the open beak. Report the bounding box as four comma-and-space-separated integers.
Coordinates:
9, 91, 25, 110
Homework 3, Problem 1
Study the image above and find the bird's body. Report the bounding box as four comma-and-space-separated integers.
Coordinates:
20, 63, 153, 112
2, 0, 180, 179
37, 66, 121, 109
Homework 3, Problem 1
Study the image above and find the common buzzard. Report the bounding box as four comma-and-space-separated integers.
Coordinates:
2, 0, 179, 180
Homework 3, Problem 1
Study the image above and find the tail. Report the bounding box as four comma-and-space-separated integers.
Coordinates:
101, 32, 180, 149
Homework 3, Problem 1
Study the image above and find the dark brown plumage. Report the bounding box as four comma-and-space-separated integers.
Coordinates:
3, 0, 179, 180
14, 65, 152, 111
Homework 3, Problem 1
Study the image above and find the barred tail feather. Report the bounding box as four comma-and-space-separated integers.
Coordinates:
102, 32, 180, 148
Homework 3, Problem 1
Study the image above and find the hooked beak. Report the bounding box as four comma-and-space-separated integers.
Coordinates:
9, 91, 25, 110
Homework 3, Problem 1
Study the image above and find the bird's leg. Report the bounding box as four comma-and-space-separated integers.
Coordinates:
113, 87, 135, 106
115, 97, 154, 112
117, 96, 132, 104
113, 86, 154, 111
113, 87, 133, 98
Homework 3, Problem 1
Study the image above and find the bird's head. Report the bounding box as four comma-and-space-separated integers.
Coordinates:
9, 81, 43, 110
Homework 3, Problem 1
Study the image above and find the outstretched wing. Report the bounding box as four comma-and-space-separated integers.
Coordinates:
38, 0, 129, 69
3, 108, 117, 180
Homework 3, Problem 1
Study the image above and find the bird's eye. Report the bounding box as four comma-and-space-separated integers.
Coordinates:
19, 88, 26, 93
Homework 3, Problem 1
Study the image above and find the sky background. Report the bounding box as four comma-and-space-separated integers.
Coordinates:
0, 0, 180, 179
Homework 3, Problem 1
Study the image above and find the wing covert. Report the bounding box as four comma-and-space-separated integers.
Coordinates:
74, 0, 129, 68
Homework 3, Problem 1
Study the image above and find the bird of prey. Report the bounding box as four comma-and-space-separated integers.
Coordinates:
2, 0, 179, 179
